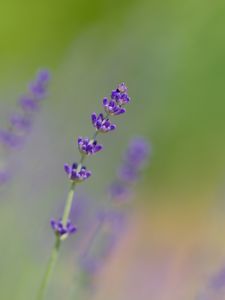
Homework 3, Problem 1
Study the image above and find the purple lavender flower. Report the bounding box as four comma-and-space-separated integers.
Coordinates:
64, 163, 91, 182
50, 219, 77, 239
91, 113, 116, 133
78, 137, 103, 155
29, 69, 51, 100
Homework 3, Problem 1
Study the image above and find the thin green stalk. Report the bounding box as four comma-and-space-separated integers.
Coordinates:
37, 113, 109, 300
36, 236, 61, 300
62, 182, 76, 225
36, 182, 77, 300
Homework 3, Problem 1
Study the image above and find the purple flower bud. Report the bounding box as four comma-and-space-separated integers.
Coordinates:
91, 113, 116, 133
50, 219, 77, 239
64, 163, 91, 182
78, 137, 103, 155
102, 98, 126, 116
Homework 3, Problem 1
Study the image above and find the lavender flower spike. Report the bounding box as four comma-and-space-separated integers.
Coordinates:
91, 113, 116, 133
50, 219, 77, 240
78, 137, 103, 155
64, 163, 91, 182
37, 82, 130, 300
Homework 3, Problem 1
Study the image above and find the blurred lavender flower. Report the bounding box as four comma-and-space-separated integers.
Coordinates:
109, 137, 150, 202
210, 266, 225, 290
76, 137, 149, 288
28, 69, 50, 100
79, 209, 127, 276
0, 69, 50, 186
0, 169, 10, 185
51, 219, 77, 240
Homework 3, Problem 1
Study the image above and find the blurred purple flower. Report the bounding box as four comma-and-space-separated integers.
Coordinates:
108, 137, 150, 201
125, 137, 151, 168
80, 209, 127, 276
0, 169, 10, 184
28, 69, 51, 100
210, 265, 225, 290
0, 69, 50, 186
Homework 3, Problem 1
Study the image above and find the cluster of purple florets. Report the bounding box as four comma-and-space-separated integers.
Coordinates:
0, 70, 50, 184
51, 83, 130, 238
50, 219, 77, 239
63, 83, 130, 184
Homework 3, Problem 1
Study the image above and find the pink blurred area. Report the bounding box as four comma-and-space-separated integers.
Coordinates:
94, 192, 225, 300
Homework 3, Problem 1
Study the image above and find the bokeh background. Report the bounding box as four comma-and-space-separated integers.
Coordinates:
1, 1, 225, 299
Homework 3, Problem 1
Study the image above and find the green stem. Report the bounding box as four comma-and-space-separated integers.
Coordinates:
36, 237, 61, 300
37, 182, 77, 300
62, 182, 76, 225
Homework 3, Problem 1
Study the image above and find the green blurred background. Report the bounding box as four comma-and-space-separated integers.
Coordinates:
1, 0, 225, 299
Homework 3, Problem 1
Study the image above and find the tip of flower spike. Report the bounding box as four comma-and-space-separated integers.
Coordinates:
117, 82, 128, 94
36, 69, 51, 82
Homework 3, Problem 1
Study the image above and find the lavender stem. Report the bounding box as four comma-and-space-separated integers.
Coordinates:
62, 182, 76, 226
36, 236, 61, 300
